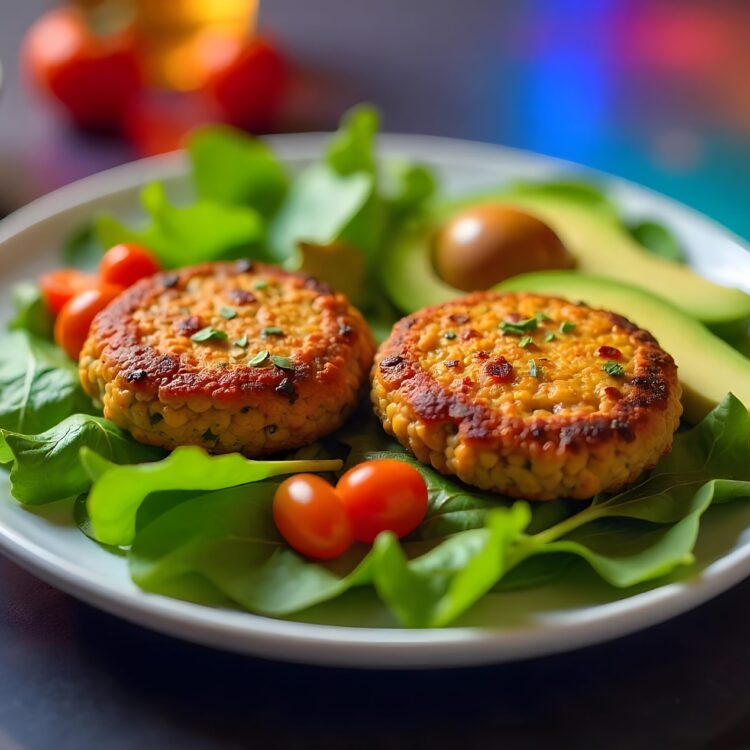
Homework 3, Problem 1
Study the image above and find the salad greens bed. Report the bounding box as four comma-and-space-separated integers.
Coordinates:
1, 106, 749, 628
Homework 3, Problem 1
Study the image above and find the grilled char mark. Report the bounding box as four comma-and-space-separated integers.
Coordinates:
378, 290, 677, 451
90, 261, 363, 400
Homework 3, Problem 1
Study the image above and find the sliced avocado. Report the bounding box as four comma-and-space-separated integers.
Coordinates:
498, 270, 750, 423
383, 188, 750, 338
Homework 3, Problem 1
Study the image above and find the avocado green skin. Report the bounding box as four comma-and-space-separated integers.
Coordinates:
382, 190, 750, 339
498, 271, 750, 423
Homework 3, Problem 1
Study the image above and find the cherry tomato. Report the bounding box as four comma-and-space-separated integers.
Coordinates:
336, 460, 428, 543
273, 475, 352, 560
22, 8, 142, 131
54, 284, 124, 360
100, 244, 161, 287
39, 269, 100, 315
203, 36, 288, 132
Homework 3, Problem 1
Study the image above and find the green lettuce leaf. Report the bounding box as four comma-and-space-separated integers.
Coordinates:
0, 331, 93, 434
82, 446, 344, 546
96, 182, 265, 269
372, 504, 531, 627
188, 125, 288, 218
1, 414, 164, 505
325, 104, 378, 176
268, 165, 374, 262
130, 483, 373, 615
60, 221, 104, 270
8, 283, 54, 339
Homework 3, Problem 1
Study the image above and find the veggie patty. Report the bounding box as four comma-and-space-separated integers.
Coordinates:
79, 260, 375, 456
371, 291, 682, 500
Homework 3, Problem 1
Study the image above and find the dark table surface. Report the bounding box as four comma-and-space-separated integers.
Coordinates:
2, 1, 750, 748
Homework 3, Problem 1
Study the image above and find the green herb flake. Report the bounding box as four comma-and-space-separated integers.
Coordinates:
535, 311, 551, 322
248, 350, 270, 366
254, 280, 269, 290
500, 317, 538, 335
191, 327, 228, 343
270, 355, 294, 370
519, 335, 533, 349
234, 335, 249, 348
529, 359, 540, 378
544, 331, 556, 343
262, 326, 284, 338
559, 321, 576, 334
220, 306, 237, 320
444, 331, 457, 340
602, 361, 625, 377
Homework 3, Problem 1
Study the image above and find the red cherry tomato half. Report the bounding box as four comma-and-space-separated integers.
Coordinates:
100, 243, 161, 287
39, 269, 100, 315
22, 7, 142, 131
204, 36, 288, 132
54, 283, 124, 360
336, 460, 428, 543
273, 475, 353, 560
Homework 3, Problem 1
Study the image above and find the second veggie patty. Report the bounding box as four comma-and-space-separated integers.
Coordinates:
80, 260, 376, 456
371, 291, 682, 500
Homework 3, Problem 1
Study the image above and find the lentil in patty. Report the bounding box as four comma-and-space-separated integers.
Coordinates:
80, 260, 376, 456
371, 291, 682, 500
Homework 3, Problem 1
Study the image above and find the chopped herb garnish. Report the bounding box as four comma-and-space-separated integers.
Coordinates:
500, 317, 538, 335
254, 280, 269, 290
519, 335, 533, 349
602, 361, 625, 377
529, 359, 541, 378
149, 413, 163, 425
270, 355, 294, 370
191, 327, 228, 343
220, 306, 237, 320
262, 326, 284, 338
248, 350, 270, 366
234, 335, 249, 348
559, 321, 576, 334
444, 331, 457, 340
544, 331, 556, 343
202, 428, 218, 442
535, 311, 551, 322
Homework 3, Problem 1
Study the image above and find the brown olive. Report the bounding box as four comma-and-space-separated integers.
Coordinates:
434, 203, 575, 291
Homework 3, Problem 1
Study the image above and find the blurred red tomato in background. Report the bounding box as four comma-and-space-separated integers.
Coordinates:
22, 7, 142, 131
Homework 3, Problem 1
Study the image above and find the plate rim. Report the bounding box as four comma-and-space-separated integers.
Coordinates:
1, 132, 749, 669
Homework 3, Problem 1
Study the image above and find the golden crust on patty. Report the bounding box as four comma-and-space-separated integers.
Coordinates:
80, 260, 375, 456
371, 291, 682, 500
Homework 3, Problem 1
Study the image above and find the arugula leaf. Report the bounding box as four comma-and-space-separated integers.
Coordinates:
82, 446, 344, 546
97, 182, 265, 269
60, 221, 104, 270
1, 414, 164, 505
8, 283, 54, 339
268, 164, 374, 262
188, 125, 288, 218
0, 331, 93, 434
628, 220, 685, 263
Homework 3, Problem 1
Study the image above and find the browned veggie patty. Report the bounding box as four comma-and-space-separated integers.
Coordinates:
371, 291, 682, 500
80, 260, 376, 456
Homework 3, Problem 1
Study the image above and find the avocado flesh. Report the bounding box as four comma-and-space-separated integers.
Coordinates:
384, 191, 750, 337
499, 270, 750, 423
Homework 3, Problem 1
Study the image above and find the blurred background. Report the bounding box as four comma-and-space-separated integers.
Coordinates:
1, 0, 750, 239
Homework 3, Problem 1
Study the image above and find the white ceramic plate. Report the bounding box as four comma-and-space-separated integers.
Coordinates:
1, 134, 750, 669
